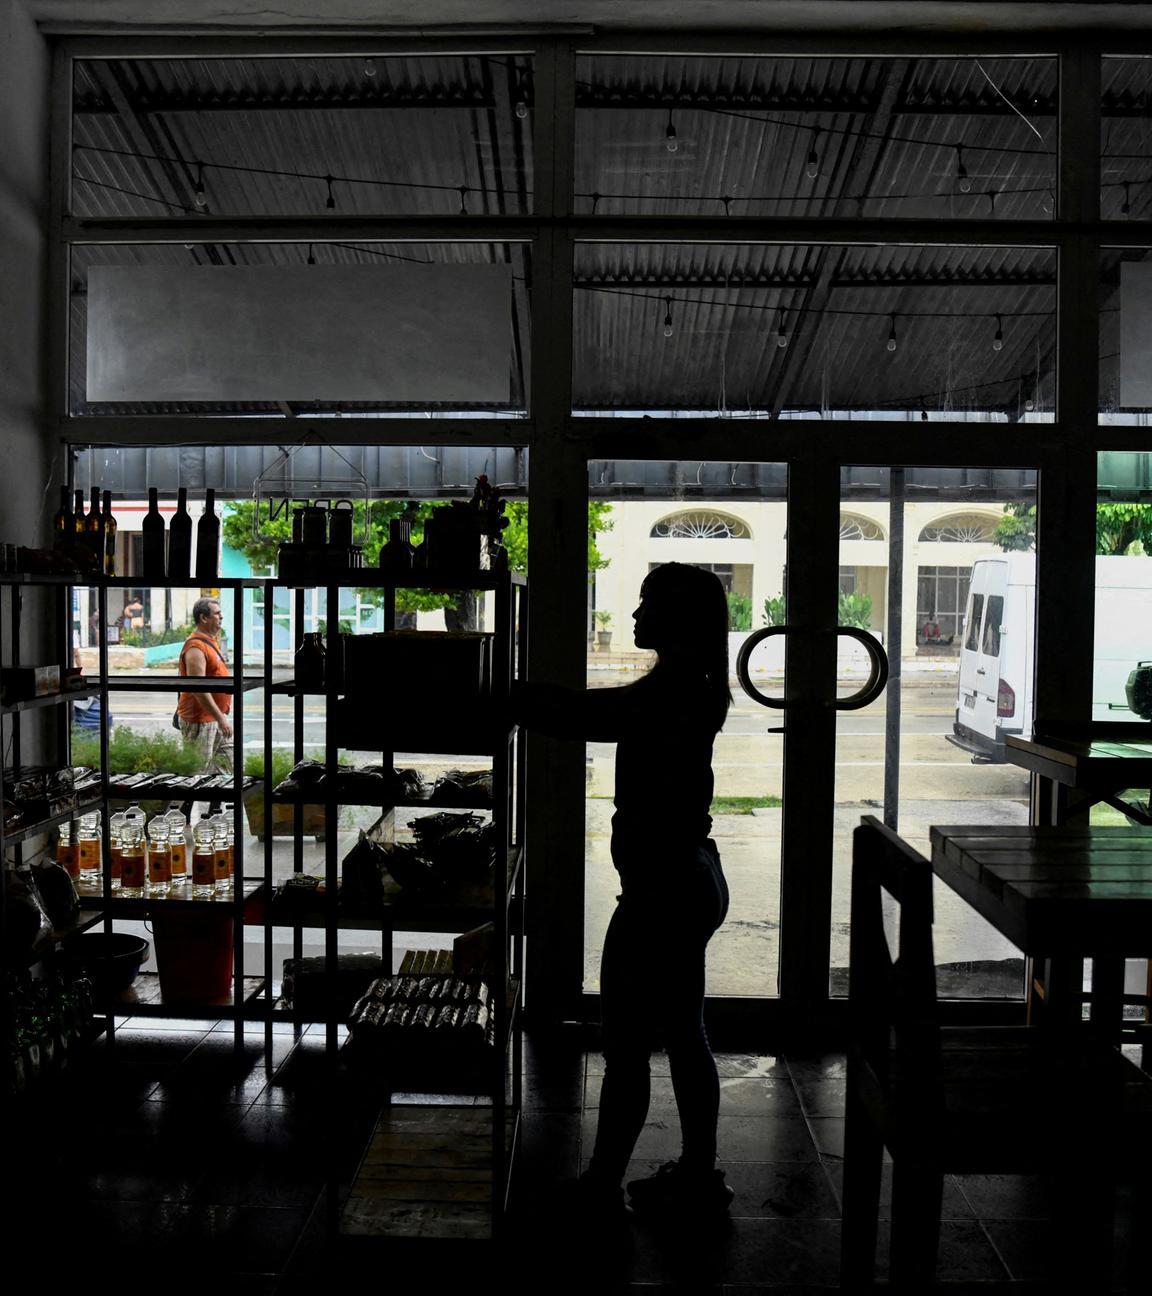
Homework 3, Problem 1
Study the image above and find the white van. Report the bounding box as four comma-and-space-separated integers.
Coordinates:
951, 553, 1152, 761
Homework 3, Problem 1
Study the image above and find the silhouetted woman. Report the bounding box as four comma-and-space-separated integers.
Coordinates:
513, 562, 733, 1217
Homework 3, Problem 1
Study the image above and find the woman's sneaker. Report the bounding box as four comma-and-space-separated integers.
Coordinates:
626, 1160, 734, 1216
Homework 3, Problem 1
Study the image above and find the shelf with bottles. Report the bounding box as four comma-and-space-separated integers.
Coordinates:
58, 803, 248, 907
274, 569, 527, 592
75, 879, 264, 916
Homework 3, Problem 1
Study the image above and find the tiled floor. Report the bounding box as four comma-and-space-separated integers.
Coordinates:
5, 1021, 1132, 1292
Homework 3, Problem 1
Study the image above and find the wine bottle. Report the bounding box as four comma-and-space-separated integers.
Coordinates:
195, 488, 219, 582
142, 487, 166, 581
52, 487, 73, 552
102, 490, 117, 577
84, 487, 103, 575
167, 487, 192, 581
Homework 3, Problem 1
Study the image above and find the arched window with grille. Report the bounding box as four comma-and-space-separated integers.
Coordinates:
839, 513, 885, 542
918, 513, 999, 543
650, 510, 751, 539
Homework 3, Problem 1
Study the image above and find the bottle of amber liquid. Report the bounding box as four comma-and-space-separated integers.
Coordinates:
146, 817, 172, 897
52, 487, 74, 553
166, 808, 188, 885
84, 487, 104, 575
119, 823, 145, 898
102, 490, 117, 577
77, 812, 101, 888
56, 821, 80, 883
107, 810, 126, 893
210, 810, 231, 894
192, 823, 216, 898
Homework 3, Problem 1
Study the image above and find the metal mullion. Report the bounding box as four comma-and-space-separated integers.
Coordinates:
572, 420, 1060, 467
232, 583, 246, 1048
1033, 50, 1101, 738
263, 579, 274, 1057
525, 38, 585, 1021
48, 44, 74, 432
55, 34, 551, 59
779, 453, 841, 1024
59, 417, 534, 450
568, 217, 1066, 244
578, 32, 1077, 58
63, 216, 539, 244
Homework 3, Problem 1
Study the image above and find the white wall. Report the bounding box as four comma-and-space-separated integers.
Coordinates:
594, 499, 1008, 660
0, 0, 51, 547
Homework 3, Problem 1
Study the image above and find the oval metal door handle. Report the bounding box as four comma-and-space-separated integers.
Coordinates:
736, 625, 789, 709
833, 626, 889, 711
735, 624, 889, 711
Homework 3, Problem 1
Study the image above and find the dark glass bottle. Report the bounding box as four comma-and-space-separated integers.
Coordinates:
73, 490, 88, 571
52, 487, 73, 551
142, 487, 166, 581
195, 488, 219, 582
294, 632, 326, 691
102, 490, 117, 577
378, 518, 414, 571
84, 487, 103, 575
167, 487, 192, 582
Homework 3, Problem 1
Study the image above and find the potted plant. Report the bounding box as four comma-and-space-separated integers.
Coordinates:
242, 749, 326, 841
594, 610, 613, 650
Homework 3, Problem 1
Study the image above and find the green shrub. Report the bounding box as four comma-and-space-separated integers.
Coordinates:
762, 594, 787, 627
243, 748, 298, 788
838, 590, 874, 629
726, 592, 752, 632
71, 725, 207, 775
120, 623, 195, 648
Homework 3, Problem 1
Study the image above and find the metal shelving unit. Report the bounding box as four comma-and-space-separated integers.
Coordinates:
260, 566, 528, 1232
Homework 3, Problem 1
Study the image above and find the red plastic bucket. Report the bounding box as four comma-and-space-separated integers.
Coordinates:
151, 909, 234, 1002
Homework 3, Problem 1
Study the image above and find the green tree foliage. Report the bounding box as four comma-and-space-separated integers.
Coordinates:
1096, 503, 1152, 555
221, 497, 614, 616
993, 501, 1037, 552
994, 500, 1152, 556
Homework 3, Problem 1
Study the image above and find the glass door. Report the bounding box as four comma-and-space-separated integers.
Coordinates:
827, 464, 1037, 1002
584, 460, 788, 999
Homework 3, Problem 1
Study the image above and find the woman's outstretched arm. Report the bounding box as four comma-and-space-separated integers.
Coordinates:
510, 679, 646, 743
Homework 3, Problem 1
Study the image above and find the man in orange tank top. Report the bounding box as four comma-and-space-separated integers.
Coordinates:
177, 597, 233, 774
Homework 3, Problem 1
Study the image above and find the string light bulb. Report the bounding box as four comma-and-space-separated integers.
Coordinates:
1122, 182, 1132, 216
514, 71, 529, 119
306, 243, 316, 265
663, 298, 674, 338
665, 109, 678, 154
806, 129, 820, 180
992, 314, 1004, 352
193, 162, 207, 209
324, 175, 336, 210
776, 309, 788, 349
886, 315, 898, 353
363, 58, 377, 78
955, 144, 972, 194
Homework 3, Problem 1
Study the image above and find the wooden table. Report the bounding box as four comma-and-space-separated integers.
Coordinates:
1005, 734, 1152, 825
930, 823, 1152, 1031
